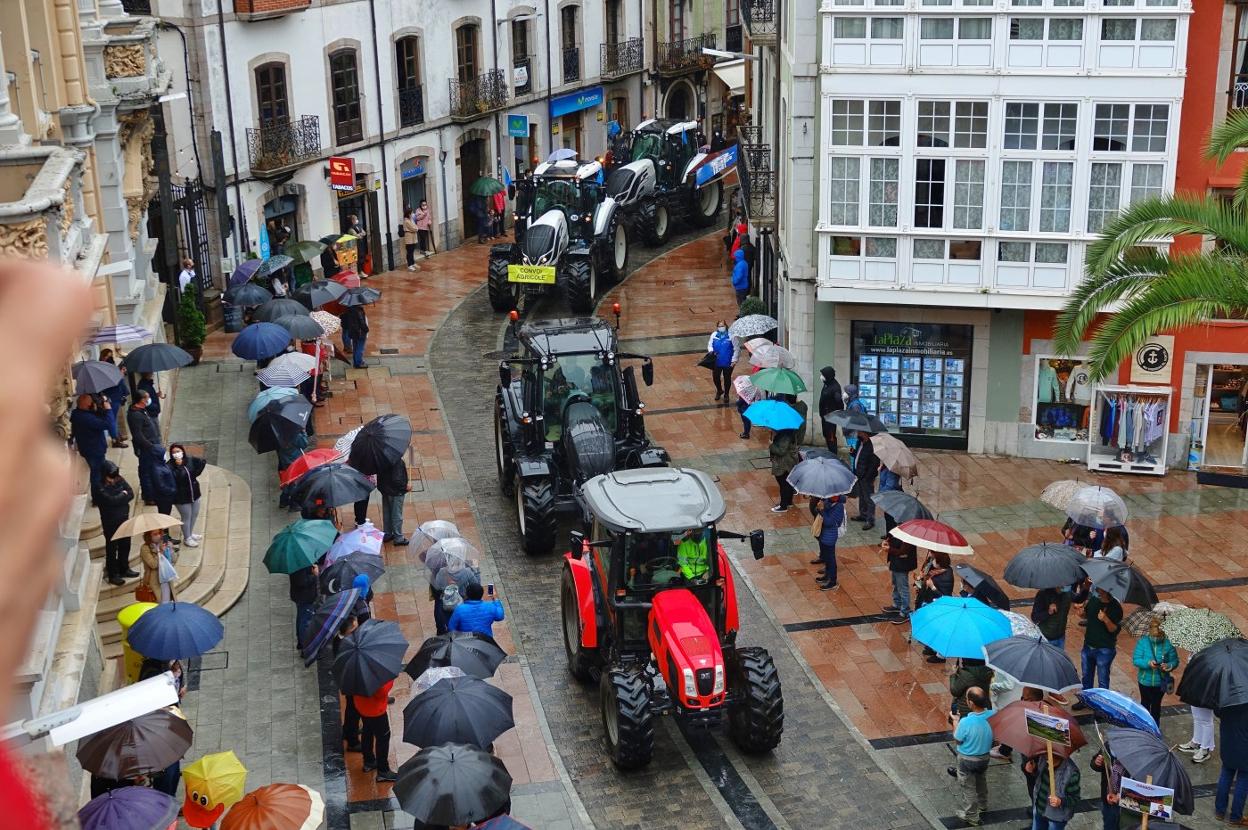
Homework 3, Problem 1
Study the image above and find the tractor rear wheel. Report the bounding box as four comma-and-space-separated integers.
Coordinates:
689, 182, 722, 228
727, 646, 784, 754
495, 393, 514, 495
487, 256, 517, 312
566, 258, 597, 314
561, 568, 596, 682
640, 203, 671, 247
607, 221, 629, 281
515, 475, 557, 555
601, 667, 654, 769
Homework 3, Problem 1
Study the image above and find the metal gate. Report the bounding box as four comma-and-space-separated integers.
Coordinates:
170, 179, 214, 299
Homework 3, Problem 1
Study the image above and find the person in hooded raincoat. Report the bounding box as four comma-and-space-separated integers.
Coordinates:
731, 249, 750, 305
818, 366, 844, 453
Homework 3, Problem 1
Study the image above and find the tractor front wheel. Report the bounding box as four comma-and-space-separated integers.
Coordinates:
561, 568, 596, 682
487, 256, 517, 312
689, 182, 722, 228
515, 475, 557, 555
607, 221, 629, 281
601, 667, 654, 769
495, 394, 514, 495
727, 646, 784, 754
565, 258, 597, 314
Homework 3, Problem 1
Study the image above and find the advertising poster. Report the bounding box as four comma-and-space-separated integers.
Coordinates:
1024, 709, 1072, 747
1118, 778, 1175, 822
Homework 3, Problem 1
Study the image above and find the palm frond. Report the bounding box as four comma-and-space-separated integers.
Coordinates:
1054, 251, 1173, 354
1085, 197, 1248, 276
1204, 109, 1248, 165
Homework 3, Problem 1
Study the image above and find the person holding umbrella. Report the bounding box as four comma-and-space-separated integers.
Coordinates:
880, 536, 917, 623
127, 390, 164, 505
139, 528, 177, 603
768, 402, 803, 513
1075, 587, 1123, 701
1216, 704, 1248, 824
1031, 587, 1073, 650
851, 426, 880, 531
98, 348, 130, 449
97, 462, 138, 586
1132, 617, 1178, 724
341, 301, 369, 369
320, 240, 341, 279
811, 495, 845, 591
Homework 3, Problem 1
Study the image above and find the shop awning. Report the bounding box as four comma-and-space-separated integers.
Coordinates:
712, 59, 745, 96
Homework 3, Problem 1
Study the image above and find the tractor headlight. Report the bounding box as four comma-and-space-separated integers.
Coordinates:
712, 664, 725, 695
682, 668, 697, 700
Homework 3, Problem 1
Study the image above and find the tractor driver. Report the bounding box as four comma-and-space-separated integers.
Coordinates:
544, 366, 572, 440
675, 527, 711, 582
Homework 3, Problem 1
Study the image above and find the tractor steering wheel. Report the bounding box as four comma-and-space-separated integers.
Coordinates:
642, 556, 682, 585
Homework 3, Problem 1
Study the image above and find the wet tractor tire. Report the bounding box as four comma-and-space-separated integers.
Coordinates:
566, 258, 597, 314
487, 256, 517, 312
494, 394, 514, 496
606, 221, 629, 282
515, 475, 557, 555
601, 667, 654, 769
727, 646, 784, 754
640, 202, 671, 247
688, 182, 723, 228
561, 568, 596, 682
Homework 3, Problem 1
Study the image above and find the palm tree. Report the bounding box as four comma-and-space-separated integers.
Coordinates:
1055, 111, 1248, 380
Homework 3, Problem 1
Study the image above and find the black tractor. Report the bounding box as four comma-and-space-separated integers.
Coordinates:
494, 315, 668, 554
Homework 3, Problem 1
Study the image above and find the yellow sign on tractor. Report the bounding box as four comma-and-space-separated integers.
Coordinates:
508, 264, 557, 285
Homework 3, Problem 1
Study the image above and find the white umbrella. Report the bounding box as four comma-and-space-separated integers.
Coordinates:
326, 519, 385, 563
1002, 610, 1042, 639
334, 425, 363, 455
728, 314, 778, 340
311, 310, 340, 337
732, 374, 757, 404
413, 520, 462, 557
742, 337, 771, 354
257, 352, 317, 388
1066, 485, 1128, 529
748, 343, 796, 369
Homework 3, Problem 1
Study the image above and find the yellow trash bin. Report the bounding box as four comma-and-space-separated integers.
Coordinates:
118, 602, 157, 684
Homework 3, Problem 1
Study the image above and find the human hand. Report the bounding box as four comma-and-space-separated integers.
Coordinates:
1107, 793, 1119, 805
1023, 760, 1035, 775
1048, 796, 1061, 808
1097, 610, 1107, 623
1149, 660, 1158, 668
102, 399, 111, 410
1049, 603, 1058, 615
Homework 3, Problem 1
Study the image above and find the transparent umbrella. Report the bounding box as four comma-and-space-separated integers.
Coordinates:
413, 520, 462, 557
1066, 485, 1128, 529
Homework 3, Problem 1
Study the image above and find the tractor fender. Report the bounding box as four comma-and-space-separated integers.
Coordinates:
516, 457, 553, 479
593, 197, 619, 239
563, 554, 597, 648
497, 382, 524, 433
567, 241, 593, 258
717, 544, 739, 636
648, 589, 726, 710
490, 242, 518, 260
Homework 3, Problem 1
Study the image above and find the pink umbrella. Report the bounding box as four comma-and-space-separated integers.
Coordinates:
733, 374, 757, 404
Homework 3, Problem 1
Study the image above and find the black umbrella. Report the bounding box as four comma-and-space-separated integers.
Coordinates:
1003, 543, 1086, 589
983, 635, 1080, 694
249, 397, 313, 454
348, 414, 413, 474
273, 314, 326, 341
1081, 559, 1158, 607
402, 675, 515, 749
293, 279, 347, 309
406, 632, 506, 680
123, 343, 193, 373
339, 286, 382, 307
225, 282, 273, 307
254, 297, 311, 322
75, 709, 193, 778
953, 563, 1012, 611
293, 462, 376, 507
1177, 638, 1248, 710
332, 618, 409, 696
1105, 727, 1195, 815
394, 743, 512, 826
874, 491, 933, 524
73, 360, 124, 393
320, 551, 386, 594
824, 409, 888, 433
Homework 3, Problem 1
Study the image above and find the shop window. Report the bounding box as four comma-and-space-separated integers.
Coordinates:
1033, 356, 1093, 442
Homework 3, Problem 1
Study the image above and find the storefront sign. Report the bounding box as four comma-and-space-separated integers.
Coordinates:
401, 157, 426, 180
550, 86, 603, 118
257, 219, 270, 259
850, 321, 975, 446
508, 114, 530, 138
328, 156, 355, 191
508, 264, 557, 285
1130, 335, 1174, 384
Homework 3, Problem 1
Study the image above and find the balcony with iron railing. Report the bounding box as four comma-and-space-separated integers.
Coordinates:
655, 33, 717, 76
449, 69, 509, 122
742, 0, 778, 45
601, 38, 644, 80
398, 85, 424, 128
563, 46, 581, 84
513, 57, 532, 96
1231, 73, 1248, 111
246, 115, 322, 175
725, 24, 743, 54
738, 135, 776, 227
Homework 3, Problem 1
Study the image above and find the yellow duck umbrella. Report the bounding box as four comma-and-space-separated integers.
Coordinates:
181, 751, 248, 829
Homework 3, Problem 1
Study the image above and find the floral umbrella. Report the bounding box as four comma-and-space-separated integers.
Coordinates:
1162, 608, 1243, 653
310, 310, 340, 336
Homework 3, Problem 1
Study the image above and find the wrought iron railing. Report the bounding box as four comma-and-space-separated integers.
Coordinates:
121, 0, 152, 13
513, 57, 532, 95
601, 38, 644, 79
1231, 73, 1248, 111
563, 46, 581, 84
398, 85, 424, 128
725, 25, 743, 54
246, 115, 321, 174
742, 168, 776, 224
742, 0, 778, 40
655, 33, 716, 75
449, 69, 508, 120
742, 143, 771, 173
738, 124, 765, 145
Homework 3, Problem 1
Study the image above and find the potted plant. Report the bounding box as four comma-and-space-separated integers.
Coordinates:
178, 286, 206, 365
738, 295, 766, 318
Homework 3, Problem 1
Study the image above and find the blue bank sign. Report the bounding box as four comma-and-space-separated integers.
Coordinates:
549, 86, 603, 118
507, 114, 530, 138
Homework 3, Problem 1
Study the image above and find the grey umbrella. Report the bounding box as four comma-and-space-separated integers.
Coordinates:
874, 491, 933, 523
954, 563, 1012, 611
73, 360, 124, 393
1002, 543, 1086, 589
273, 314, 326, 341
123, 343, 193, 373
293, 279, 347, 309
331, 618, 409, 696
1081, 559, 1158, 607
1105, 727, 1195, 815
255, 253, 294, 277
728, 314, 778, 339
983, 635, 1080, 694
402, 675, 515, 749
225, 282, 273, 307
254, 297, 310, 322
824, 409, 889, 433
786, 456, 857, 498
406, 632, 506, 680
394, 743, 512, 826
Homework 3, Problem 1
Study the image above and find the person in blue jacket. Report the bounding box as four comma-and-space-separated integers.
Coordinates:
731, 248, 750, 304
811, 495, 845, 591
447, 582, 505, 639
706, 321, 737, 404
70, 394, 112, 501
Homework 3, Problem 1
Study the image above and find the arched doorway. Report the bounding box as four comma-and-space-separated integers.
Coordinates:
459, 137, 487, 242
664, 82, 693, 120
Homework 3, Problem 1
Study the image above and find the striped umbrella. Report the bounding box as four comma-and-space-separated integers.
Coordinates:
87, 324, 151, 346
257, 352, 317, 388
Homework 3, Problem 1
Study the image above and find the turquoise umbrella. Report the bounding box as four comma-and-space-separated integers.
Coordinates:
743, 400, 803, 431
248, 386, 301, 423
263, 519, 339, 574
909, 595, 1011, 659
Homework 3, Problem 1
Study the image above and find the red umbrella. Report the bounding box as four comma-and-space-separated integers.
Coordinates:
279, 448, 343, 486
988, 700, 1086, 759
890, 519, 974, 556
320, 271, 362, 316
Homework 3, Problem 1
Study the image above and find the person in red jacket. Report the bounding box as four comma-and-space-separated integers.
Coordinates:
355, 678, 397, 782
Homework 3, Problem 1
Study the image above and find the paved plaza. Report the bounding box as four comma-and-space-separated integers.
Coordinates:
165, 229, 1247, 829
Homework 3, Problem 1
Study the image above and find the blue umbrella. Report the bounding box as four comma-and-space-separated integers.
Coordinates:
909, 595, 1012, 659
743, 400, 803, 431
231, 322, 292, 361
248, 386, 301, 423
79, 786, 178, 830
229, 258, 264, 286
125, 601, 225, 660
1077, 687, 1160, 735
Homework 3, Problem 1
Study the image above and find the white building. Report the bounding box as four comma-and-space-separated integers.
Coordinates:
155, 0, 652, 276
805, 0, 1190, 459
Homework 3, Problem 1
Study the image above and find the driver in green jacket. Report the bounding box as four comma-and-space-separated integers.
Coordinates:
676, 528, 710, 581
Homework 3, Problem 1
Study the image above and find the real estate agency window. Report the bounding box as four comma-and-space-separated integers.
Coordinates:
329, 49, 363, 144
1033, 356, 1093, 442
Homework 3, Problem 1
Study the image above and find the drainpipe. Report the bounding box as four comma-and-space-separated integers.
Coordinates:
544, 0, 554, 151
215, 0, 248, 254
637, 0, 645, 120
650, 0, 658, 115
366, 0, 396, 271
492, 0, 503, 177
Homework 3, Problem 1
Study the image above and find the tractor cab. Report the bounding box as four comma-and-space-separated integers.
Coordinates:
624, 119, 702, 190
516, 159, 606, 243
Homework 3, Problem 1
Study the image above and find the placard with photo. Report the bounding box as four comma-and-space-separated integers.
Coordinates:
923, 358, 942, 372
880, 356, 900, 370
901, 357, 922, 371
945, 373, 964, 388
943, 403, 962, 417
879, 385, 898, 401
858, 384, 877, 399
859, 370, 878, 383
901, 372, 921, 386
921, 387, 942, 401
944, 358, 964, 373
899, 399, 918, 414
881, 412, 899, 426
878, 398, 898, 413
900, 414, 919, 427
942, 415, 962, 430
922, 372, 943, 387
901, 386, 921, 400
879, 371, 898, 385
943, 387, 963, 402
921, 400, 941, 415
920, 414, 938, 429
859, 355, 878, 369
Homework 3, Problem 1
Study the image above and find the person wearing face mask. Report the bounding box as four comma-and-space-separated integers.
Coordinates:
166, 443, 206, 547
707, 321, 737, 404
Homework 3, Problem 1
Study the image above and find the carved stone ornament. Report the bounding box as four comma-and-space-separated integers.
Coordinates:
0, 219, 51, 260
104, 44, 145, 79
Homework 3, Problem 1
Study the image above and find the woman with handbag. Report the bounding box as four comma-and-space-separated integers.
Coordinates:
139, 529, 177, 603
1132, 616, 1178, 724
809, 496, 845, 591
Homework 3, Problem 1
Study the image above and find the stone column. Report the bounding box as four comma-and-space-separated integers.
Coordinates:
97, 0, 125, 19
0, 29, 28, 145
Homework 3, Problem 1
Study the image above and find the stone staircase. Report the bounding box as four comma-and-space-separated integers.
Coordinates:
81, 451, 252, 661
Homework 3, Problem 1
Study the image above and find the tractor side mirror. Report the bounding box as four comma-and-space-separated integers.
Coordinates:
507, 184, 516, 200
749, 529, 765, 560
499, 362, 512, 389
568, 530, 585, 559
641, 360, 654, 387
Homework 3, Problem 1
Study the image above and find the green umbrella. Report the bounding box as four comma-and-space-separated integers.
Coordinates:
468, 177, 504, 197
263, 519, 339, 574
750, 367, 807, 395
285, 239, 327, 265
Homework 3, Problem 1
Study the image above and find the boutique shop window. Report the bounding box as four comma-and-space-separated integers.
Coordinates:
1033, 356, 1092, 442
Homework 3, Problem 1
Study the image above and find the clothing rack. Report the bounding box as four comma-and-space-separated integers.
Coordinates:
1086, 384, 1171, 476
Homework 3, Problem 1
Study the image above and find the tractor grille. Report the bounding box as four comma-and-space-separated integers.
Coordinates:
695, 667, 715, 696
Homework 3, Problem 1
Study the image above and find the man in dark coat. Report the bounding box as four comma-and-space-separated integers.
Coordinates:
851, 429, 880, 529
818, 366, 844, 453
341, 305, 369, 369
126, 391, 163, 504
290, 563, 319, 650
377, 455, 410, 546
96, 461, 138, 585
70, 394, 112, 501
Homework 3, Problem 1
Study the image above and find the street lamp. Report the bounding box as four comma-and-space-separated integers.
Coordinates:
0, 672, 179, 748
701, 47, 758, 61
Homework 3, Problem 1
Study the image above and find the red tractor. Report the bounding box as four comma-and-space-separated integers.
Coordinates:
560, 467, 784, 769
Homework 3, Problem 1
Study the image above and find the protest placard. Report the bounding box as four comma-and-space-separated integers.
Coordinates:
1119, 777, 1175, 822
1024, 709, 1072, 747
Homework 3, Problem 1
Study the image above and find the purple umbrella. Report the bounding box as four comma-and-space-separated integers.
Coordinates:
78, 786, 178, 830
230, 258, 264, 286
